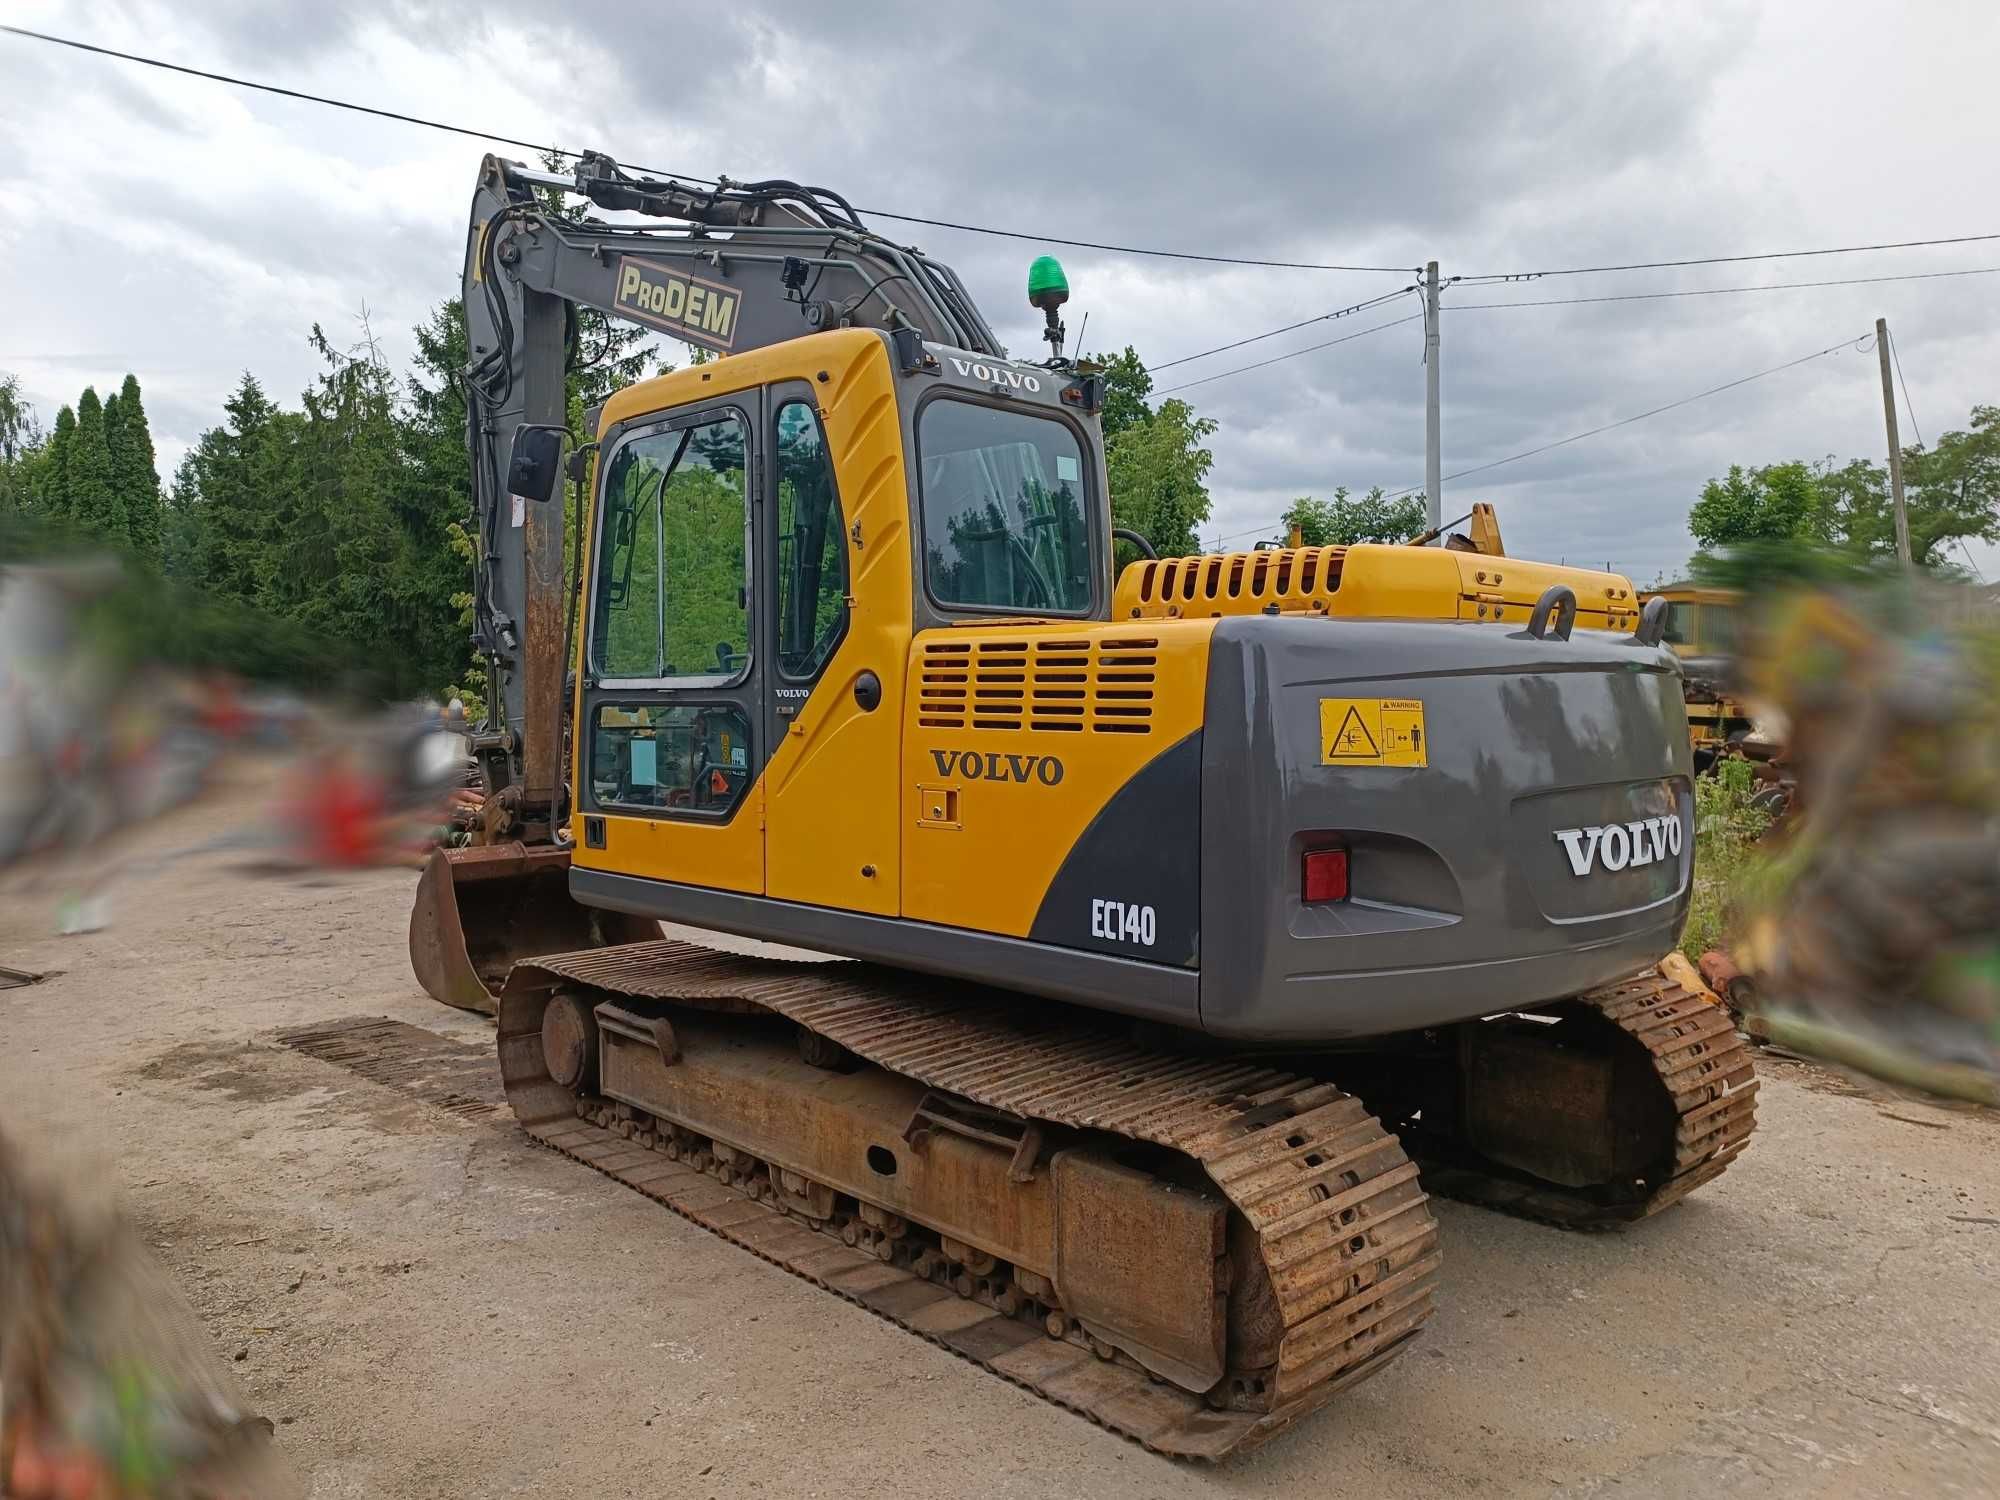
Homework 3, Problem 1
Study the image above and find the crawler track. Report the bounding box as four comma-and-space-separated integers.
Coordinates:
498, 943, 1440, 1460
1405, 967, 1759, 1228
493, 945, 1754, 1453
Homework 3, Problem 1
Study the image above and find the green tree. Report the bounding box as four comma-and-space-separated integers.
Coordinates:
102, 387, 128, 530
1080, 347, 1216, 559
1279, 487, 1427, 546
68, 387, 121, 537
0, 375, 45, 513
1688, 461, 1832, 551
161, 449, 203, 580
113, 373, 163, 554
402, 298, 488, 708
1841, 408, 2000, 568
0, 375, 32, 467
36, 404, 76, 517
1085, 346, 1154, 441
1690, 412, 2000, 573
277, 323, 402, 639
175, 372, 288, 601
1104, 397, 1215, 557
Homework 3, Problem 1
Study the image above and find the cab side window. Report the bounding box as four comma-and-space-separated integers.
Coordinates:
774, 401, 847, 679
593, 411, 750, 682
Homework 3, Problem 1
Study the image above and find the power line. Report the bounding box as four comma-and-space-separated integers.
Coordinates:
1887, 326, 1925, 447
1204, 330, 1874, 551
852, 210, 1408, 272
1885, 329, 1984, 580
0, 25, 1415, 274
1379, 332, 1870, 499
1151, 287, 1418, 371
1202, 331, 1867, 548
1446, 264, 2000, 310
1209, 520, 1279, 548
0, 24, 572, 160
18, 25, 2000, 283
1155, 313, 1423, 395
1461, 235, 2000, 283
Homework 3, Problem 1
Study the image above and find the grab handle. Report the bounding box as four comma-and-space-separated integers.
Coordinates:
1631, 595, 1670, 648
1516, 584, 1577, 641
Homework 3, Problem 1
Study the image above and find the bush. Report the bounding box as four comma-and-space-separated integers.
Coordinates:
1684, 758, 1772, 958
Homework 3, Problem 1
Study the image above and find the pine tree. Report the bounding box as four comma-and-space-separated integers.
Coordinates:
180, 373, 282, 600
38, 405, 76, 517
69, 387, 120, 536
287, 322, 399, 640
400, 300, 484, 697
115, 373, 163, 554
162, 451, 203, 580
102, 388, 131, 540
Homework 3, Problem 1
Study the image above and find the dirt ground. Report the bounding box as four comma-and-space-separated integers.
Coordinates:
3, 758, 1997, 1499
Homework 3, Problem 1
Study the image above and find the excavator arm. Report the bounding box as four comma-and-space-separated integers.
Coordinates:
462, 151, 1006, 814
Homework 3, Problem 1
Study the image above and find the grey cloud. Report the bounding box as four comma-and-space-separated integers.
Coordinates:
3, 0, 1995, 588
462, 0, 1743, 260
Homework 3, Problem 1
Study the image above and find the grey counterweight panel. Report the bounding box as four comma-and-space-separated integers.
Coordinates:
1028, 731, 1202, 966
1198, 616, 1692, 1041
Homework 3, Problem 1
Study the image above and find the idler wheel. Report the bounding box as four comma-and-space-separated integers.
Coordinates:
542, 991, 600, 1091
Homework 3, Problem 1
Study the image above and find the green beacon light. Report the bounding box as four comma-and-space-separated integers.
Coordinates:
1028, 255, 1070, 361
1028, 254, 1069, 308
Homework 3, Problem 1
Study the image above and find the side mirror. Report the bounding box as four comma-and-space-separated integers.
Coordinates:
507, 426, 565, 504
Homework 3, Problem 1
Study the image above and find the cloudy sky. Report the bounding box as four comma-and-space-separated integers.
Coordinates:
3, 1, 1997, 583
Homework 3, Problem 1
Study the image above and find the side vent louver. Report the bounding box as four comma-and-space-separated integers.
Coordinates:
1087, 637, 1156, 734
918, 640, 972, 729
918, 637, 1156, 734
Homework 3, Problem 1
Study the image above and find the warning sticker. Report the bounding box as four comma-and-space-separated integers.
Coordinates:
1319, 698, 1429, 768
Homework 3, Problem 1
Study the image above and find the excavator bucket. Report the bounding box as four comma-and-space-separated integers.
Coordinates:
408, 843, 657, 1016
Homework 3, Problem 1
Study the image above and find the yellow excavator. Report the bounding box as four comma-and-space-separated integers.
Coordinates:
408, 152, 1757, 1456
1639, 582, 1759, 768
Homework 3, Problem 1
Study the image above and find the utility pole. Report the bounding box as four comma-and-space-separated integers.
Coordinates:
1875, 316, 1913, 570
1423, 260, 1442, 532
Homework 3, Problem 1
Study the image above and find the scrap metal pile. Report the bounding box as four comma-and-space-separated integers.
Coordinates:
0, 1133, 299, 1498
1710, 584, 2000, 1103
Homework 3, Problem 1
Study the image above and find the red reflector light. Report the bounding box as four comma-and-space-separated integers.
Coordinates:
1302, 847, 1349, 903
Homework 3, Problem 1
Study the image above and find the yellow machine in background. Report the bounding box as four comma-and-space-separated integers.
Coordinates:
1641, 583, 1756, 766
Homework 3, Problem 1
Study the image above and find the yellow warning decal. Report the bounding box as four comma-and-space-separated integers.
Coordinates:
1319, 698, 1429, 767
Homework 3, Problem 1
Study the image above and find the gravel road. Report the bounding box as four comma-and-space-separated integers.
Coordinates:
2, 761, 1995, 1498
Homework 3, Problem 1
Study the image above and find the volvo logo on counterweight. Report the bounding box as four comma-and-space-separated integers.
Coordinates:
1553, 816, 1684, 876
614, 256, 741, 350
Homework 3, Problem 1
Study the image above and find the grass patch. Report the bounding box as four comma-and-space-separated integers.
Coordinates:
1685, 758, 1772, 959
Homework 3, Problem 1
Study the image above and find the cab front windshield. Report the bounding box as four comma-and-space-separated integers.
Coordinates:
918, 399, 1092, 613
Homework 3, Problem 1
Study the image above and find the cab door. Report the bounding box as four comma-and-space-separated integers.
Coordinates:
761, 378, 904, 915
573, 392, 766, 894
